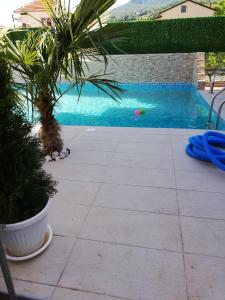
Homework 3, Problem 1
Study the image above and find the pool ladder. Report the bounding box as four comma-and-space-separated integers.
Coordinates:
207, 87, 225, 130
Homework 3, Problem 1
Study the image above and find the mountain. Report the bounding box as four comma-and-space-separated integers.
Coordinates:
111, 0, 215, 18
111, 0, 176, 17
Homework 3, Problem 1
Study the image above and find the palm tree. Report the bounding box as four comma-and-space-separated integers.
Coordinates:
0, 0, 124, 157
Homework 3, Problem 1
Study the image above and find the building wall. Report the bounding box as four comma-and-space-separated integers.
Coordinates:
16, 11, 50, 27
85, 53, 201, 84
158, 1, 214, 19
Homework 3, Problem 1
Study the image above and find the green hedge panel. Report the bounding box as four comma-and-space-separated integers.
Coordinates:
7, 16, 225, 54
7, 28, 40, 42
102, 16, 225, 54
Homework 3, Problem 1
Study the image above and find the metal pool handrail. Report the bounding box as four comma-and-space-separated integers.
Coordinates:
216, 99, 225, 129
207, 87, 225, 127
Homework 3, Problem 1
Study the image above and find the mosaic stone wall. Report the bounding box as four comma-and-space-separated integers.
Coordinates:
193, 52, 206, 89
86, 53, 202, 84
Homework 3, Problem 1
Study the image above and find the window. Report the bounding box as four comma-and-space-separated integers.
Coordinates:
181, 5, 187, 13
41, 17, 52, 26
47, 18, 52, 26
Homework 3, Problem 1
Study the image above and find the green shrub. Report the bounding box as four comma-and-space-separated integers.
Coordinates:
0, 54, 57, 224
214, 0, 225, 16
102, 16, 225, 54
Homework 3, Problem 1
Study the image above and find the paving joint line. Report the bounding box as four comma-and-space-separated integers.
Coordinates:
77, 236, 183, 255
91, 204, 225, 222
1, 277, 129, 300
92, 204, 178, 216
48, 178, 225, 195
170, 144, 189, 300
56, 285, 132, 300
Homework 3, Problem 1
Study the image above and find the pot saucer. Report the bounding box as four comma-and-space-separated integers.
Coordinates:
5, 225, 53, 262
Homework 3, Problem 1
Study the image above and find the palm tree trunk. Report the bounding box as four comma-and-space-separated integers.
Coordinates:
37, 92, 63, 156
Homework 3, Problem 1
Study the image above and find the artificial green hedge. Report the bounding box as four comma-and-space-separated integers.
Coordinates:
7, 28, 40, 42
7, 16, 225, 54
102, 16, 225, 54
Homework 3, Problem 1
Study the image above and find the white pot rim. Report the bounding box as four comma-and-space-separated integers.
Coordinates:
0, 201, 50, 231
6, 224, 53, 262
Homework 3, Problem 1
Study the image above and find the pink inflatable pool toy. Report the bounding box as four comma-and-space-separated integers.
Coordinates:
135, 110, 141, 116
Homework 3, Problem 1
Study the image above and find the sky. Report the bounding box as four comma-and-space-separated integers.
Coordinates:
0, 0, 130, 26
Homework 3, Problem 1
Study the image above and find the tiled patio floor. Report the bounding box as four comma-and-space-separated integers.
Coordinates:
1, 126, 225, 300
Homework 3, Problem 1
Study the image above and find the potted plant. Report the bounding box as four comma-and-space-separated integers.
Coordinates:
0, 54, 57, 258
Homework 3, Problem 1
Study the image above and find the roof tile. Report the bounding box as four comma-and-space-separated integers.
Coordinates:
14, 0, 54, 13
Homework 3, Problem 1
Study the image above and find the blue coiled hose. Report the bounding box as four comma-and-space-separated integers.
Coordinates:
186, 131, 225, 171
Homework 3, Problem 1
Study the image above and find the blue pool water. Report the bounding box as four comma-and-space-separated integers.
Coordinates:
53, 83, 225, 129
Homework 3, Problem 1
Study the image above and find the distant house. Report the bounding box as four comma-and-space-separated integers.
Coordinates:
14, 0, 54, 28
155, 0, 215, 20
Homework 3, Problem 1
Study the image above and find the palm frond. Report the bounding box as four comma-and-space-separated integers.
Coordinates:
2, 0, 126, 111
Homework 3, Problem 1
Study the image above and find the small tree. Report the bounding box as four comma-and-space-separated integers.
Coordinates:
1, 0, 124, 157
0, 54, 57, 224
205, 52, 225, 93
214, 0, 225, 16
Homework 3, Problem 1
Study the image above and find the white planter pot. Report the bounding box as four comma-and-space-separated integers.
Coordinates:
0, 202, 50, 257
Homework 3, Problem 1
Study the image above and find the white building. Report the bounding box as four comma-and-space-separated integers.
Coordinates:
14, 0, 54, 28
155, 0, 215, 20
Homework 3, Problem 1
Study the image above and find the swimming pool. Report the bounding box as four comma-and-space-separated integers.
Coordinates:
53, 83, 225, 129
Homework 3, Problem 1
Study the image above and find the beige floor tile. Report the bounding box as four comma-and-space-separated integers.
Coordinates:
111, 152, 174, 169
169, 129, 207, 136
95, 183, 178, 215
49, 203, 89, 237
120, 127, 170, 135
52, 287, 123, 300
178, 190, 225, 220
76, 131, 121, 142
65, 150, 114, 165
175, 170, 225, 193
60, 127, 79, 139
59, 240, 187, 300
173, 142, 215, 172
45, 163, 107, 182
171, 134, 190, 145
80, 207, 181, 251
104, 166, 176, 188
185, 254, 225, 300
121, 134, 171, 144
117, 141, 172, 155
181, 216, 225, 257
77, 126, 125, 134
69, 140, 118, 152
0, 279, 54, 299
8, 236, 74, 285
53, 180, 99, 206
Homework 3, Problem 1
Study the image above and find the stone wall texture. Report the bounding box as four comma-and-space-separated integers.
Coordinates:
86, 53, 204, 84
194, 52, 206, 89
